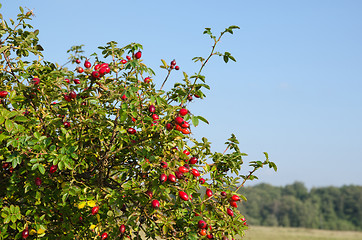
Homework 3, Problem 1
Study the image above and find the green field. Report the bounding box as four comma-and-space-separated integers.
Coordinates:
244, 226, 362, 240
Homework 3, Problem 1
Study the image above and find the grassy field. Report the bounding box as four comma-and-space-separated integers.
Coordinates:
244, 226, 362, 240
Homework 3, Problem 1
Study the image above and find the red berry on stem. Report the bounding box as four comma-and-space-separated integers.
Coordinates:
84, 60, 91, 68
198, 220, 207, 229
231, 195, 240, 201
175, 66, 180, 70
92, 71, 100, 79
144, 77, 151, 83
183, 150, 190, 155
199, 229, 207, 236
22, 229, 29, 239
0, 91, 8, 98
221, 191, 227, 197
64, 94, 71, 102
206, 189, 213, 198
152, 114, 159, 120
189, 157, 198, 164
135, 51, 142, 59
35, 177, 42, 186
63, 122, 71, 128
230, 200, 238, 208
76, 59, 81, 64
159, 174, 167, 183
207, 233, 214, 239
50, 165, 58, 173
32, 77, 40, 85
69, 91, 77, 99
99, 67, 107, 76
179, 191, 189, 201
181, 122, 190, 128
145, 190, 153, 198
166, 123, 173, 130
100, 63, 109, 68
199, 178, 205, 184
149, 105, 156, 113
179, 108, 188, 116
227, 208, 234, 217
175, 116, 184, 125
120, 224, 126, 234
168, 174, 176, 183
101, 232, 108, 239
77, 67, 84, 73
121, 59, 127, 64
182, 128, 191, 135
171, 59, 176, 66
127, 128, 136, 134
175, 171, 184, 179
91, 206, 99, 215
161, 161, 168, 168
191, 169, 200, 177
126, 55, 131, 60
178, 166, 189, 173
151, 199, 160, 208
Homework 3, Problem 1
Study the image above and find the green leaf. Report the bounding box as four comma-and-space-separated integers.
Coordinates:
223, 55, 229, 63
13, 116, 28, 122
34, 131, 41, 139
38, 164, 45, 174
5, 119, 14, 132
4, 215, 10, 224
197, 116, 209, 124
10, 215, 17, 223
0, 45, 9, 53
161, 59, 168, 68
191, 116, 199, 127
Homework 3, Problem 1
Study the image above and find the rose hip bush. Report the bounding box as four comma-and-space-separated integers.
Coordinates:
0, 6, 277, 240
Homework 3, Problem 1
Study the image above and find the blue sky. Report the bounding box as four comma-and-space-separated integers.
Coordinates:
3, 1, 362, 188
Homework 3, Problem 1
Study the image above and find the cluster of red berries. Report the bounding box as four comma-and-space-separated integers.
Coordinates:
2, 162, 14, 174
170, 59, 180, 70
91, 62, 111, 79
173, 108, 190, 134
120, 50, 142, 64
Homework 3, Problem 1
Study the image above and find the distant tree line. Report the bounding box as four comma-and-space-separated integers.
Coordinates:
238, 182, 362, 231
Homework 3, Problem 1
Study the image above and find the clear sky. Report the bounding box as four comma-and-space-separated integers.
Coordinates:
3, 0, 362, 189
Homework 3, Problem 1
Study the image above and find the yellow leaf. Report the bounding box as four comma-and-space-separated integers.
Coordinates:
37, 228, 45, 234
87, 200, 96, 207
96, 214, 101, 222
90, 224, 96, 230
30, 229, 36, 235
78, 201, 86, 209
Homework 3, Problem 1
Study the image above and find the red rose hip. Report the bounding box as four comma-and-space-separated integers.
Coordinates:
91, 206, 99, 215
179, 191, 189, 201
179, 108, 188, 116
206, 189, 213, 197
151, 199, 160, 208
0, 91, 8, 98
101, 232, 108, 239
135, 51, 142, 59
120, 224, 126, 234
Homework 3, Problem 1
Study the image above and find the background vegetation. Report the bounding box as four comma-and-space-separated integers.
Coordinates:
238, 182, 362, 231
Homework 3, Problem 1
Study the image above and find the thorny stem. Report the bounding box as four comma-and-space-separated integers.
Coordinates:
160, 69, 172, 90
182, 32, 226, 106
